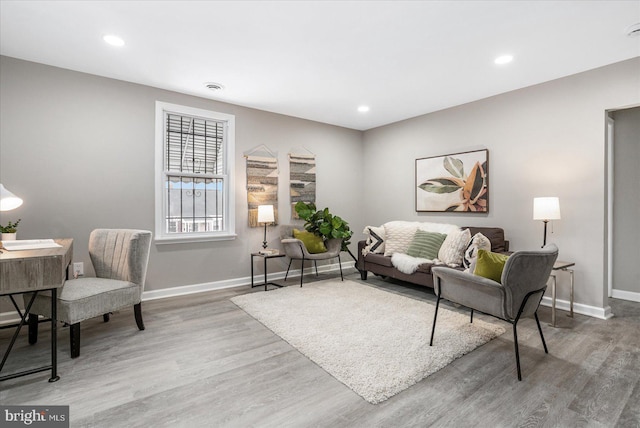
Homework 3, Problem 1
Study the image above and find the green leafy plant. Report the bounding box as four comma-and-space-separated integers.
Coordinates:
294, 202, 354, 258
0, 218, 21, 233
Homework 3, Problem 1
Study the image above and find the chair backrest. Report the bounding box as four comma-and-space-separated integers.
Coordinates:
280, 224, 297, 240
88, 229, 152, 291
502, 243, 558, 319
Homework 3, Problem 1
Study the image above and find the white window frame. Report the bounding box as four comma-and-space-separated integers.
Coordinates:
155, 101, 236, 244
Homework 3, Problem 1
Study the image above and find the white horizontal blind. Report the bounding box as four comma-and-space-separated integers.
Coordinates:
164, 113, 226, 234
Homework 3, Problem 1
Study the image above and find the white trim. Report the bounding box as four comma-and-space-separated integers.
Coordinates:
154, 101, 236, 244
0, 263, 353, 326
606, 116, 614, 298
142, 262, 353, 301
611, 289, 640, 303
540, 296, 613, 320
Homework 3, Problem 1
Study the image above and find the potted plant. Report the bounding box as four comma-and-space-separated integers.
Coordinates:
294, 202, 356, 262
0, 218, 21, 241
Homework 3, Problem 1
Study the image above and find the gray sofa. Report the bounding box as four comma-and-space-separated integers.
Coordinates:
356, 226, 509, 289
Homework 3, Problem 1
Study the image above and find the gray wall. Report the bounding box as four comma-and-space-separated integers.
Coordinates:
0, 56, 364, 293
362, 58, 640, 310
612, 107, 640, 295
2, 54, 639, 314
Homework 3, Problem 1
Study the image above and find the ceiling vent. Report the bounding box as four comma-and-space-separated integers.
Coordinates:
627, 23, 640, 37
204, 82, 224, 91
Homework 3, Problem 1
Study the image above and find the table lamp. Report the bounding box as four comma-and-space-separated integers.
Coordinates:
257, 204, 275, 250
533, 197, 561, 247
0, 184, 23, 211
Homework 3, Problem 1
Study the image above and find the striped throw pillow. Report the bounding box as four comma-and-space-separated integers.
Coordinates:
405, 230, 447, 260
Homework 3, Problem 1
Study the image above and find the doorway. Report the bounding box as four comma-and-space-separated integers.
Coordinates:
607, 106, 640, 302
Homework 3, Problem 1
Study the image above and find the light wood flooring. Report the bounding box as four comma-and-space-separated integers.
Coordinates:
1, 272, 639, 428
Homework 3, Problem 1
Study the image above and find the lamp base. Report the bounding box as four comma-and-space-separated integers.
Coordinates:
259, 248, 279, 256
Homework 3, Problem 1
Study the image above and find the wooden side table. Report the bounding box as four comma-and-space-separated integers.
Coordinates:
251, 252, 285, 291
549, 260, 575, 327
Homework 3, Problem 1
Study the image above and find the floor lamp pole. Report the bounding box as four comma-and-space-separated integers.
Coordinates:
542, 220, 548, 248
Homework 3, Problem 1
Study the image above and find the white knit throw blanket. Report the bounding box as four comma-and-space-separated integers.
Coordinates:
391, 253, 433, 274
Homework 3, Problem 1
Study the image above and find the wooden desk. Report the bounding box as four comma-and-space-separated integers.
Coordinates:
0, 238, 73, 382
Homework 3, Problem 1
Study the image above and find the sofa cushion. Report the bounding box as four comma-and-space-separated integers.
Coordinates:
466, 227, 507, 253
438, 228, 471, 266
362, 225, 385, 255
293, 229, 327, 253
474, 249, 510, 283
406, 230, 447, 260
363, 252, 394, 267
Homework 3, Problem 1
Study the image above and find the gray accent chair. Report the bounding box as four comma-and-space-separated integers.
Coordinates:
280, 225, 343, 287
27, 229, 152, 358
430, 244, 558, 380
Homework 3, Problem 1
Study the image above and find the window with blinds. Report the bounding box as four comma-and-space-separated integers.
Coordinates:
155, 102, 235, 243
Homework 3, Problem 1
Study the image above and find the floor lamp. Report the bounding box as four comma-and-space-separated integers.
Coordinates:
533, 197, 561, 247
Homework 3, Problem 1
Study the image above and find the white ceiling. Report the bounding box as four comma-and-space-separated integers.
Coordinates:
1, 1, 639, 130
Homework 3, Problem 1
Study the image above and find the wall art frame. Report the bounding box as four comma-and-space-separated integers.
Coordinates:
415, 149, 488, 213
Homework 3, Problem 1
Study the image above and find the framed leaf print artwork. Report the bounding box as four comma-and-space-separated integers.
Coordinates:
415, 149, 488, 212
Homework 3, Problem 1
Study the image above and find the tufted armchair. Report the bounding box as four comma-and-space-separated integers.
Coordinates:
430, 244, 558, 380
280, 225, 343, 287
26, 229, 152, 358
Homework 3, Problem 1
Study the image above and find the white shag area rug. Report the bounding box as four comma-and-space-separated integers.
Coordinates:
231, 279, 505, 404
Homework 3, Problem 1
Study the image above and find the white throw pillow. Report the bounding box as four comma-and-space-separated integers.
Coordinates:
437, 228, 471, 266
383, 221, 419, 256
362, 225, 385, 255
463, 232, 492, 270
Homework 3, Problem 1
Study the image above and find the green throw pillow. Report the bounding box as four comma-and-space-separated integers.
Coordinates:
293, 229, 327, 254
406, 230, 447, 260
473, 249, 510, 283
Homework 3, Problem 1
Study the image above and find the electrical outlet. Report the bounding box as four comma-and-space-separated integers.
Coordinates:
73, 262, 84, 277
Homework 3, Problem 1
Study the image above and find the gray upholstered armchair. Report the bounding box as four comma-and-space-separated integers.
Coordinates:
280, 225, 343, 287
26, 229, 152, 358
430, 244, 558, 380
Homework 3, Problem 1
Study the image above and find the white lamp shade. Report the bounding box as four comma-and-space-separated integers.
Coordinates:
533, 197, 561, 221
0, 184, 24, 211
257, 205, 275, 223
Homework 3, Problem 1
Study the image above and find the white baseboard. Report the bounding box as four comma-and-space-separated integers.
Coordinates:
3, 264, 619, 324
0, 263, 352, 325
540, 296, 613, 320
611, 288, 640, 303
141, 262, 353, 301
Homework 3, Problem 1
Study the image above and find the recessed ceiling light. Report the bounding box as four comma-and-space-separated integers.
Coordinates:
204, 82, 224, 91
357, 105, 370, 113
103, 34, 125, 47
494, 55, 513, 65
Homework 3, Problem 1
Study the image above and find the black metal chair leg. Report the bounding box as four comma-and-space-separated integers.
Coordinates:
70, 323, 81, 358
314, 261, 319, 276
103, 313, 110, 323
28, 313, 39, 344
534, 312, 548, 354
470, 309, 474, 323
513, 322, 522, 381
338, 254, 343, 281
134, 303, 145, 330
300, 255, 305, 287
429, 294, 441, 346
285, 259, 293, 280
